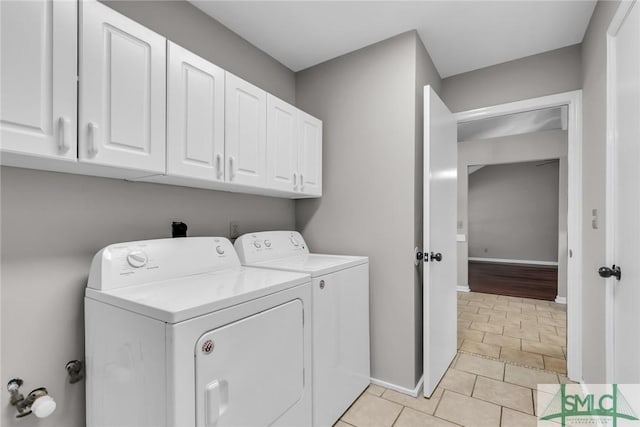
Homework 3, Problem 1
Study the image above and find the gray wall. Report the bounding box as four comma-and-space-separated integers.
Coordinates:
102, 0, 296, 104
0, 2, 296, 426
442, 44, 582, 113
580, 0, 620, 383
468, 160, 560, 261
457, 130, 568, 298
295, 31, 441, 390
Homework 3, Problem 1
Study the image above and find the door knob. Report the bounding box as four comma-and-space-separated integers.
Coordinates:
430, 252, 443, 262
598, 265, 621, 280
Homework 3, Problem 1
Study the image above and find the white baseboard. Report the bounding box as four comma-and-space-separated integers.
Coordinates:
457, 285, 470, 292
468, 257, 559, 266
370, 375, 423, 397
555, 296, 567, 304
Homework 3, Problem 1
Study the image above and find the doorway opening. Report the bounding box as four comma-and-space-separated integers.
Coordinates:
453, 92, 582, 381
466, 158, 564, 302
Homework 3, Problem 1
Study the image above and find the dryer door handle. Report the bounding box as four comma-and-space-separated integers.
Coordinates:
205, 380, 228, 426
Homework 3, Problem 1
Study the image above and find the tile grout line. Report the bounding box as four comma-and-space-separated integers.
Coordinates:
470, 371, 480, 396
456, 349, 565, 376
389, 405, 404, 427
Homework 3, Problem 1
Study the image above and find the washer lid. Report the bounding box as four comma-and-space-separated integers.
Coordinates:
247, 254, 368, 277
85, 267, 310, 323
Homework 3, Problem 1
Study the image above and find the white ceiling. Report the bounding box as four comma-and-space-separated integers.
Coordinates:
189, 1, 596, 78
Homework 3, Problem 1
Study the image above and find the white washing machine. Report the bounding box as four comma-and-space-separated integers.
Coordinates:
85, 237, 312, 427
234, 231, 370, 427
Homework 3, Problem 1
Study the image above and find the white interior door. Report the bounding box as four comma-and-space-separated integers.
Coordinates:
79, 0, 166, 173
423, 86, 457, 397
606, 0, 640, 384
167, 41, 225, 181
0, 0, 77, 160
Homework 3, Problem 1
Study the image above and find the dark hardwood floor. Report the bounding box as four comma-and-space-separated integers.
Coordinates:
468, 261, 558, 301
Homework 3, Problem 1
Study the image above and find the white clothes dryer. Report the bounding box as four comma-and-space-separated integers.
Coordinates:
85, 237, 312, 427
234, 231, 370, 427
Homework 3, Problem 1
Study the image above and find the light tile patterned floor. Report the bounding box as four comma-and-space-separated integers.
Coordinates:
458, 291, 567, 374
337, 352, 576, 427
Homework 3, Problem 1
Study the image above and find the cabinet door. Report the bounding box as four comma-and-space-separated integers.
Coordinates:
0, 0, 77, 160
298, 112, 323, 196
167, 42, 225, 181
79, 0, 166, 173
266, 95, 298, 192
225, 73, 267, 187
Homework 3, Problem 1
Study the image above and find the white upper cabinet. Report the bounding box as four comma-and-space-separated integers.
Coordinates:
1, 1, 321, 198
225, 73, 267, 187
298, 112, 323, 196
0, 0, 77, 160
266, 95, 299, 192
167, 42, 225, 181
79, 0, 166, 174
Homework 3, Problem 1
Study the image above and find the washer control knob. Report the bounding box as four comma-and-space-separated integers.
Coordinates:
264, 240, 272, 248
290, 236, 299, 246
126, 251, 148, 268
253, 241, 262, 249
216, 245, 225, 255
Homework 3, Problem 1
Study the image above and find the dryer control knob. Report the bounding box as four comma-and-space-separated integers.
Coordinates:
253, 241, 262, 248
264, 240, 272, 248
216, 245, 225, 255
290, 236, 299, 246
126, 251, 148, 268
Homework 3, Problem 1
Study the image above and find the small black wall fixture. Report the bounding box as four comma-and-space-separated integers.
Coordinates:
172, 221, 188, 238
65, 360, 84, 384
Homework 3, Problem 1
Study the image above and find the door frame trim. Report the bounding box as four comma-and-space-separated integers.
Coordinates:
454, 90, 583, 381
604, 0, 636, 384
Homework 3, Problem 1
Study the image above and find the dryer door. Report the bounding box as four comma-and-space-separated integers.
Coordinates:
195, 299, 304, 427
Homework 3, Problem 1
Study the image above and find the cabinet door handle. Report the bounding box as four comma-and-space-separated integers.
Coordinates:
293, 172, 298, 189
88, 122, 99, 157
229, 156, 235, 180
57, 117, 71, 153
216, 153, 223, 179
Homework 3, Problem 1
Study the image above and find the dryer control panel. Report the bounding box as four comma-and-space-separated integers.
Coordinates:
88, 237, 239, 291
234, 231, 309, 264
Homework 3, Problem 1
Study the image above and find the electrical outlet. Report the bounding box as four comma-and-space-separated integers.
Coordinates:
230, 221, 240, 239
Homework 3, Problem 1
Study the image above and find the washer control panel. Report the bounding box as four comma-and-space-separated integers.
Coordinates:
88, 237, 239, 291
234, 231, 309, 264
